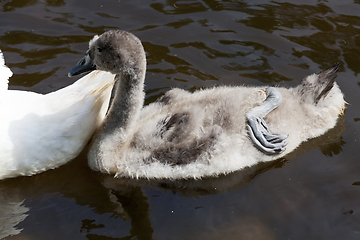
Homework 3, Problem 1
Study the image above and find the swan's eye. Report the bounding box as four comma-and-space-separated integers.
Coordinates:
97, 47, 103, 52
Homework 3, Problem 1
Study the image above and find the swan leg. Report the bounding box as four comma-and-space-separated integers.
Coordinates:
246, 87, 288, 154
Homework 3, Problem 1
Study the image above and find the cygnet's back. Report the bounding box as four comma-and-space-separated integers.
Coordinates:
117, 72, 344, 179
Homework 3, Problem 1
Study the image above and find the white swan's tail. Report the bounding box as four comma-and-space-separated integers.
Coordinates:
0, 50, 13, 92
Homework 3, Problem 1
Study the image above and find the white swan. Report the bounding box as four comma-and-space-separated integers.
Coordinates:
0, 48, 115, 180
69, 30, 345, 179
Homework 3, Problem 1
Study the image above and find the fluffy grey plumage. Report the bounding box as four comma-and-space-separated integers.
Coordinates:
69, 30, 345, 179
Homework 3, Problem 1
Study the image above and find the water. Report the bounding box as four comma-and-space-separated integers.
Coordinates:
1, 0, 360, 239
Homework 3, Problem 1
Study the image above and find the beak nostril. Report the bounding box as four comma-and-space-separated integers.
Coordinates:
69, 53, 95, 76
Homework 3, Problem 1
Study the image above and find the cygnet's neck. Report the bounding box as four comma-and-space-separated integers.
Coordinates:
98, 66, 146, 145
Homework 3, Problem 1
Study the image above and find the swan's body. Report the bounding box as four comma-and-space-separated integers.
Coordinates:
69, 30, 345, 179
0, 50, 115, 180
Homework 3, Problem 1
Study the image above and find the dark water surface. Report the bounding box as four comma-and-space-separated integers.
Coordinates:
1, 0, 360, 239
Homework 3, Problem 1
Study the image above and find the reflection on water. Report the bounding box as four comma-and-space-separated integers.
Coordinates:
0, 199, 28, 239
1, 0, 360, 239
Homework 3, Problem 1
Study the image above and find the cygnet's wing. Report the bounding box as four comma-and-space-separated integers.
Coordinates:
0, 50, 13, 92
246, 87, 288, 154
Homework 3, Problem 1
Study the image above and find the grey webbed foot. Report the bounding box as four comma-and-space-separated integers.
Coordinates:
246, 87, 288, 155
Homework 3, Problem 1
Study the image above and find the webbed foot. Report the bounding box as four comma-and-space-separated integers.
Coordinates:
246, 87, 288, 155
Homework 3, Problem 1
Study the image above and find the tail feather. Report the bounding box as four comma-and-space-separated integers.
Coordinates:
0, 50, 13, 92
314, 63, 340, 104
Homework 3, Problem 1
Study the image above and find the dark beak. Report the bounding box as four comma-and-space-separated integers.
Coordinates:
68, 53, 96, 77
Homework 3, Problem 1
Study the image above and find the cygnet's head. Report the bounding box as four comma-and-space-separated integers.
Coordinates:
68, 30, 146, 77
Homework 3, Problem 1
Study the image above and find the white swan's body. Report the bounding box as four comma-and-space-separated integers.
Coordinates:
0, 50, 115, 180
69, 30, 345, 179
